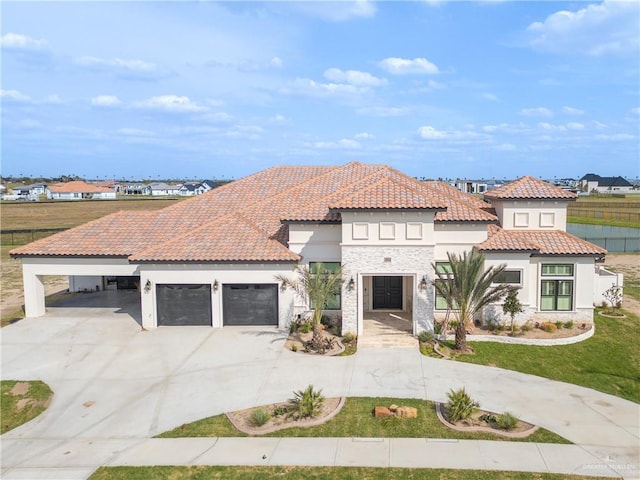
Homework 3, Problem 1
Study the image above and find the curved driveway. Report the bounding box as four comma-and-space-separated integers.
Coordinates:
1, 299, 638, 479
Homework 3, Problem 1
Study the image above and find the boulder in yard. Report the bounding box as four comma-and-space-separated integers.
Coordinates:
374, 406, 391, 418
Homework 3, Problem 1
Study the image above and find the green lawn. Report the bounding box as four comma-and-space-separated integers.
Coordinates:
89, 466, 610, 480
455, 310, 640, 403
1, 380, 53, 434
567, 215, 640, 229
158, 396, 568, 444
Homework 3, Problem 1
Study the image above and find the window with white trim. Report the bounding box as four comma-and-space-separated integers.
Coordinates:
540, 264, 573, 311
494, 270, 522, 285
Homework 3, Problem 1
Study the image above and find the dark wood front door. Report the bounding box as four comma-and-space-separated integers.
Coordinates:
373, 276, 403, 310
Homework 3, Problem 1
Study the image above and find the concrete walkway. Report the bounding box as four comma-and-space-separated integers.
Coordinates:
1, 300, 638, 479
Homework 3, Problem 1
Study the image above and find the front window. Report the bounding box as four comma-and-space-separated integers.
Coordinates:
434, 279, 455, 310
309, 262, 341, 310
540, 264, 574, 311
494, 270, 522, 285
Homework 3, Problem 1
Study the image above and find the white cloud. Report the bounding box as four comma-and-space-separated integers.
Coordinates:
313, 138, 362, 150
323, 68, 387, 87
44, 94, 63, 104
283, 78, 366, 97
355, 132, 375, 140
1, 32, 46, 50
417, 126, 487, 141
631, 107, 640, 115
566, 122, 585, 130
594, 133, 635, 141
0, 89, 32, 102
562, 106, 585, 115
290, 1, 376, 21
356, 106, 411, 117
117, 128, 156, 137
481, 93, 499, 102
520, 107, 554, 117
378, 57, 439, 75
527, 0, 640, 56
538, 122, 566, 132
270, 57, 283, 68
134, 95, 206, 112
493, 143, 517, 151
76, 56, 170, 79
268, 114, 287, 124
91, 95, 122, 107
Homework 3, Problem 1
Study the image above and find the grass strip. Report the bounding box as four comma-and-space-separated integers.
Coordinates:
89, 466, 611, 480
1, 380, 53, 433
157, 396, 569, 444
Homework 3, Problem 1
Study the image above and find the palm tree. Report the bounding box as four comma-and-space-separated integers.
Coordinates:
275, 263, 344, 350
432, 249, 511, 351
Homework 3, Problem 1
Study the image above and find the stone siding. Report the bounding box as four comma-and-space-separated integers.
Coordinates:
341, 245, 435, 335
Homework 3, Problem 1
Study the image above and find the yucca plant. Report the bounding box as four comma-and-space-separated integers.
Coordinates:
446, 387, 479, 423
288, 385, 325, 419
496, 412, 519, 431
249, 408, 271, 427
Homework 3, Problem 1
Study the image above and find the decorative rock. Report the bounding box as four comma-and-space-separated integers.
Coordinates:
396, 406, 418, 418
389, 404, 399, 412
374, 406, 391, 418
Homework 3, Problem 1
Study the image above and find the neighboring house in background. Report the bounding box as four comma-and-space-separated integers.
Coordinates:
12, 162, 620, 334
579, 174, 634, 194
178, 183, 199, 196
450, 179, 489, 194
149, 183, 181, 196
13, 182, 47, 196
47, 181, 117, 200
120, 183, 151, 195
196, 180, 220, 195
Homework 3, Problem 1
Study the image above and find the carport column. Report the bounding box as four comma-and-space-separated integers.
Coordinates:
140, 274, 156, 329
23, 269, 45, 317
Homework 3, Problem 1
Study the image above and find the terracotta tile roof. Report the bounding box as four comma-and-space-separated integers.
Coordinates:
330, 175, 447, 210
129, 214, 300, 262
484, 176, 577, 200
9, 211, 162, 257
478, 226, 606, 255
11, 162, 502, 262
48, 180, 114, 194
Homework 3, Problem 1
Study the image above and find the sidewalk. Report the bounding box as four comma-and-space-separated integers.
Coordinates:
1, 437, 629, 479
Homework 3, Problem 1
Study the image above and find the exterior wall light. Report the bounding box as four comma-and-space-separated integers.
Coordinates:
144, 279, 152, 293
419, 276, 428, 291
213, 280, 219, 291
348, 277, 355, 291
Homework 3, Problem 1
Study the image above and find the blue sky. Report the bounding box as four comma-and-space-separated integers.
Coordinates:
2, 1, 638, 181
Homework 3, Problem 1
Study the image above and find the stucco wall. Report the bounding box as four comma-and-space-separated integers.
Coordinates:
490, 199, 569, 231
140, 263, 297, 329
340, 211, 436, 246
434, 223, 488, 259
288, 224, 342, 261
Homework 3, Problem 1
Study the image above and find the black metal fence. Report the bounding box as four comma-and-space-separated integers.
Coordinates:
580, 237, 640, 253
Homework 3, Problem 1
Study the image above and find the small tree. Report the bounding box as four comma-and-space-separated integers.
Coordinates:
502, 287, 524, 336
432, 249, 512, 351
275, 263, 344, 351
602, 284, 623, 314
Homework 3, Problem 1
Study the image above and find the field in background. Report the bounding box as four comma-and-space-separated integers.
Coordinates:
568, 196, 640, 228
1, 197, 185, 231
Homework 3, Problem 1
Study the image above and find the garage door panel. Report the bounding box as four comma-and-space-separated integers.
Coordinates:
157, 284, 212, 326
223, 284, 278, 326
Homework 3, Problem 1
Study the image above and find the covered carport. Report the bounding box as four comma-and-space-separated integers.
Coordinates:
19, 256, 141, 318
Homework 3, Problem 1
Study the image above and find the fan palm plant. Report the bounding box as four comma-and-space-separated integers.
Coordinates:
432, 249, 511, 351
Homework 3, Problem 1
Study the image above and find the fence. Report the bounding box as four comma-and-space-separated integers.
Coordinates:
579, 237, 640, 253
1, 228, 68, 246
567, 208, 640, 224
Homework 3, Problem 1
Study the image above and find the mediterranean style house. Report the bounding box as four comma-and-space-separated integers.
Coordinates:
11, 162, 621, 334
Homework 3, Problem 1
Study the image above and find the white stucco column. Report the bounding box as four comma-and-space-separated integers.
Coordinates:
23, 270, 46, 317
140, 275, 156, 329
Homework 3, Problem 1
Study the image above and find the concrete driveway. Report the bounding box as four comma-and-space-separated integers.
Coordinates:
1, 292, 639, 478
